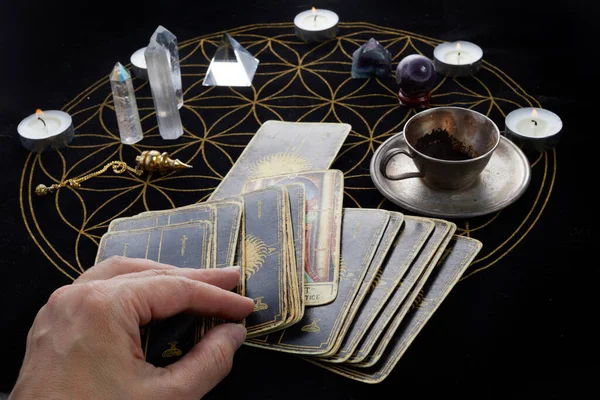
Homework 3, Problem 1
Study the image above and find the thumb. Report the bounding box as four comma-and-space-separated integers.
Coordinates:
165, 323, 247, 398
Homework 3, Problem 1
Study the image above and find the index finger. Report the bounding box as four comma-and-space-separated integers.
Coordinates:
113, 275, 255, 326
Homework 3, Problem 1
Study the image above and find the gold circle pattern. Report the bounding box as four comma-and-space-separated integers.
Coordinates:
19, 22, 556, 282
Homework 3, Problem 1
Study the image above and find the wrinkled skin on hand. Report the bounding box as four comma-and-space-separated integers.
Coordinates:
9, 257, 254, 400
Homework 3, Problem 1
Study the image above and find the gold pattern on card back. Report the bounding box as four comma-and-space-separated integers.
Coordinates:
245, 235, 270, 279
301, 319, 321, 333
369, 269, 388, 291
253, 297, 269, 312
180, 235, 188, 256
410, 289, 427, 310
161, 342, 182, 358
339, 258, 353, 279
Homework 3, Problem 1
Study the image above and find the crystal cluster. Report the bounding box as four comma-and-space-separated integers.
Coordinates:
203, 33, 259, 87
109, 63, 143, 145
145, 26, 183, 140
351, 38, 392, 79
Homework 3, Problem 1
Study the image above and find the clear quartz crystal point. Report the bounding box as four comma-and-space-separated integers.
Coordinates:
149, 25, 183, 109
109, 62, 143, 145
203, 33, 259, 87
145, 44, 184, 140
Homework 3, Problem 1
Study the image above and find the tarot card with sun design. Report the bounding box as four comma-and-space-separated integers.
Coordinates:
242, 183, 306, 330
348, 219, 456, 365
306, 236, 482, 384
243, 170, 344, 306
96, 222, 214, 368
242, 186, 296, 338
208, 120, 351, 201
243, 182, 306, 310
244, 209, 389, 355
321, 216, 435, 362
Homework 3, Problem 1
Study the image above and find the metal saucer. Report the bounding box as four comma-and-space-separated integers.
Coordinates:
370, 132, 531, 218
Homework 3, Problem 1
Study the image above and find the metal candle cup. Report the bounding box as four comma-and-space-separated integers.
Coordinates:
130, 47, 148, 80
433, 41, 483, 78
504, 107, 563, 151
294, 8, 339, 42
17, 110, 74, 153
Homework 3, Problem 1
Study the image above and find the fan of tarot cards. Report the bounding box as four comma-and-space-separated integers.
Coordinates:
96, 120, 482, 383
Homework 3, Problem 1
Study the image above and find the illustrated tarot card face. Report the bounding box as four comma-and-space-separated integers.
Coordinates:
244, 170, 344, 306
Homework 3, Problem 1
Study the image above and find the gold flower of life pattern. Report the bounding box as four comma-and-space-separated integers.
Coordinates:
19, 22, 556, 282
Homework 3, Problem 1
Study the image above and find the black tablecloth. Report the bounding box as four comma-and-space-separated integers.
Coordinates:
1, 1, 594, 398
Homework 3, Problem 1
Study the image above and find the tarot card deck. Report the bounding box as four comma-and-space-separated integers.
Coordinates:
96, 121, 482, 382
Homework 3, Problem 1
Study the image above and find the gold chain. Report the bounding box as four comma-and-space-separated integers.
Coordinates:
35, 150, 192, 196
67, 161, 143, 187
35, 161, 143, 196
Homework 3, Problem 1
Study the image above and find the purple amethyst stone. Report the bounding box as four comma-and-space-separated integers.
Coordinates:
351, 38, 392, 79
395, 54, 436, 96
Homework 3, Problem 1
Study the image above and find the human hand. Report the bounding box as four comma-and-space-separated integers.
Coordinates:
9, 256, 255, 400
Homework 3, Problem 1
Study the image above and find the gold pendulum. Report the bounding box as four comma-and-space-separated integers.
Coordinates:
35, 150, 192, 196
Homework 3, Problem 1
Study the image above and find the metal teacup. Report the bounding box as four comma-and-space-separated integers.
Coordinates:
380, 107, 500, 190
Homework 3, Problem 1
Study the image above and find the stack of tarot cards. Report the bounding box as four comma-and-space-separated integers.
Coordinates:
96, 121, 482, 382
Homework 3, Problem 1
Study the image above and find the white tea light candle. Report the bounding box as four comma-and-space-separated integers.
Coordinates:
433, 41, 483, 77
505, 107, 563, 151
18, 109, 74, 153
130, 47, 148, 80
294, 8, 339, 42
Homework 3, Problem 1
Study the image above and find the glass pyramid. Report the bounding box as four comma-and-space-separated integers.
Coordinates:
203, 33, 259, 87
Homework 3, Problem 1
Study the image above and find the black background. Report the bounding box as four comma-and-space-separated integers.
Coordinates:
0, 0, 596, 398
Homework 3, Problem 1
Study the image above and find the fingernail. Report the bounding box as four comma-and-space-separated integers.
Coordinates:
230, 324, 247, 349
222, 265, 241, 273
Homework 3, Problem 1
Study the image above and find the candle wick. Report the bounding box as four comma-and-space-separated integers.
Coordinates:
531, 119, 538, 126
37, 117, 47, 127
314, 14, 317, 25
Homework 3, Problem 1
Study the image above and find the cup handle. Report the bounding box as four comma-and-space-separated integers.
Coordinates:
380, 134, 423, 181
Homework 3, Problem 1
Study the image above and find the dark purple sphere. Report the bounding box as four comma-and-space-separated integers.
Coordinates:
395, 55, 436, 96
